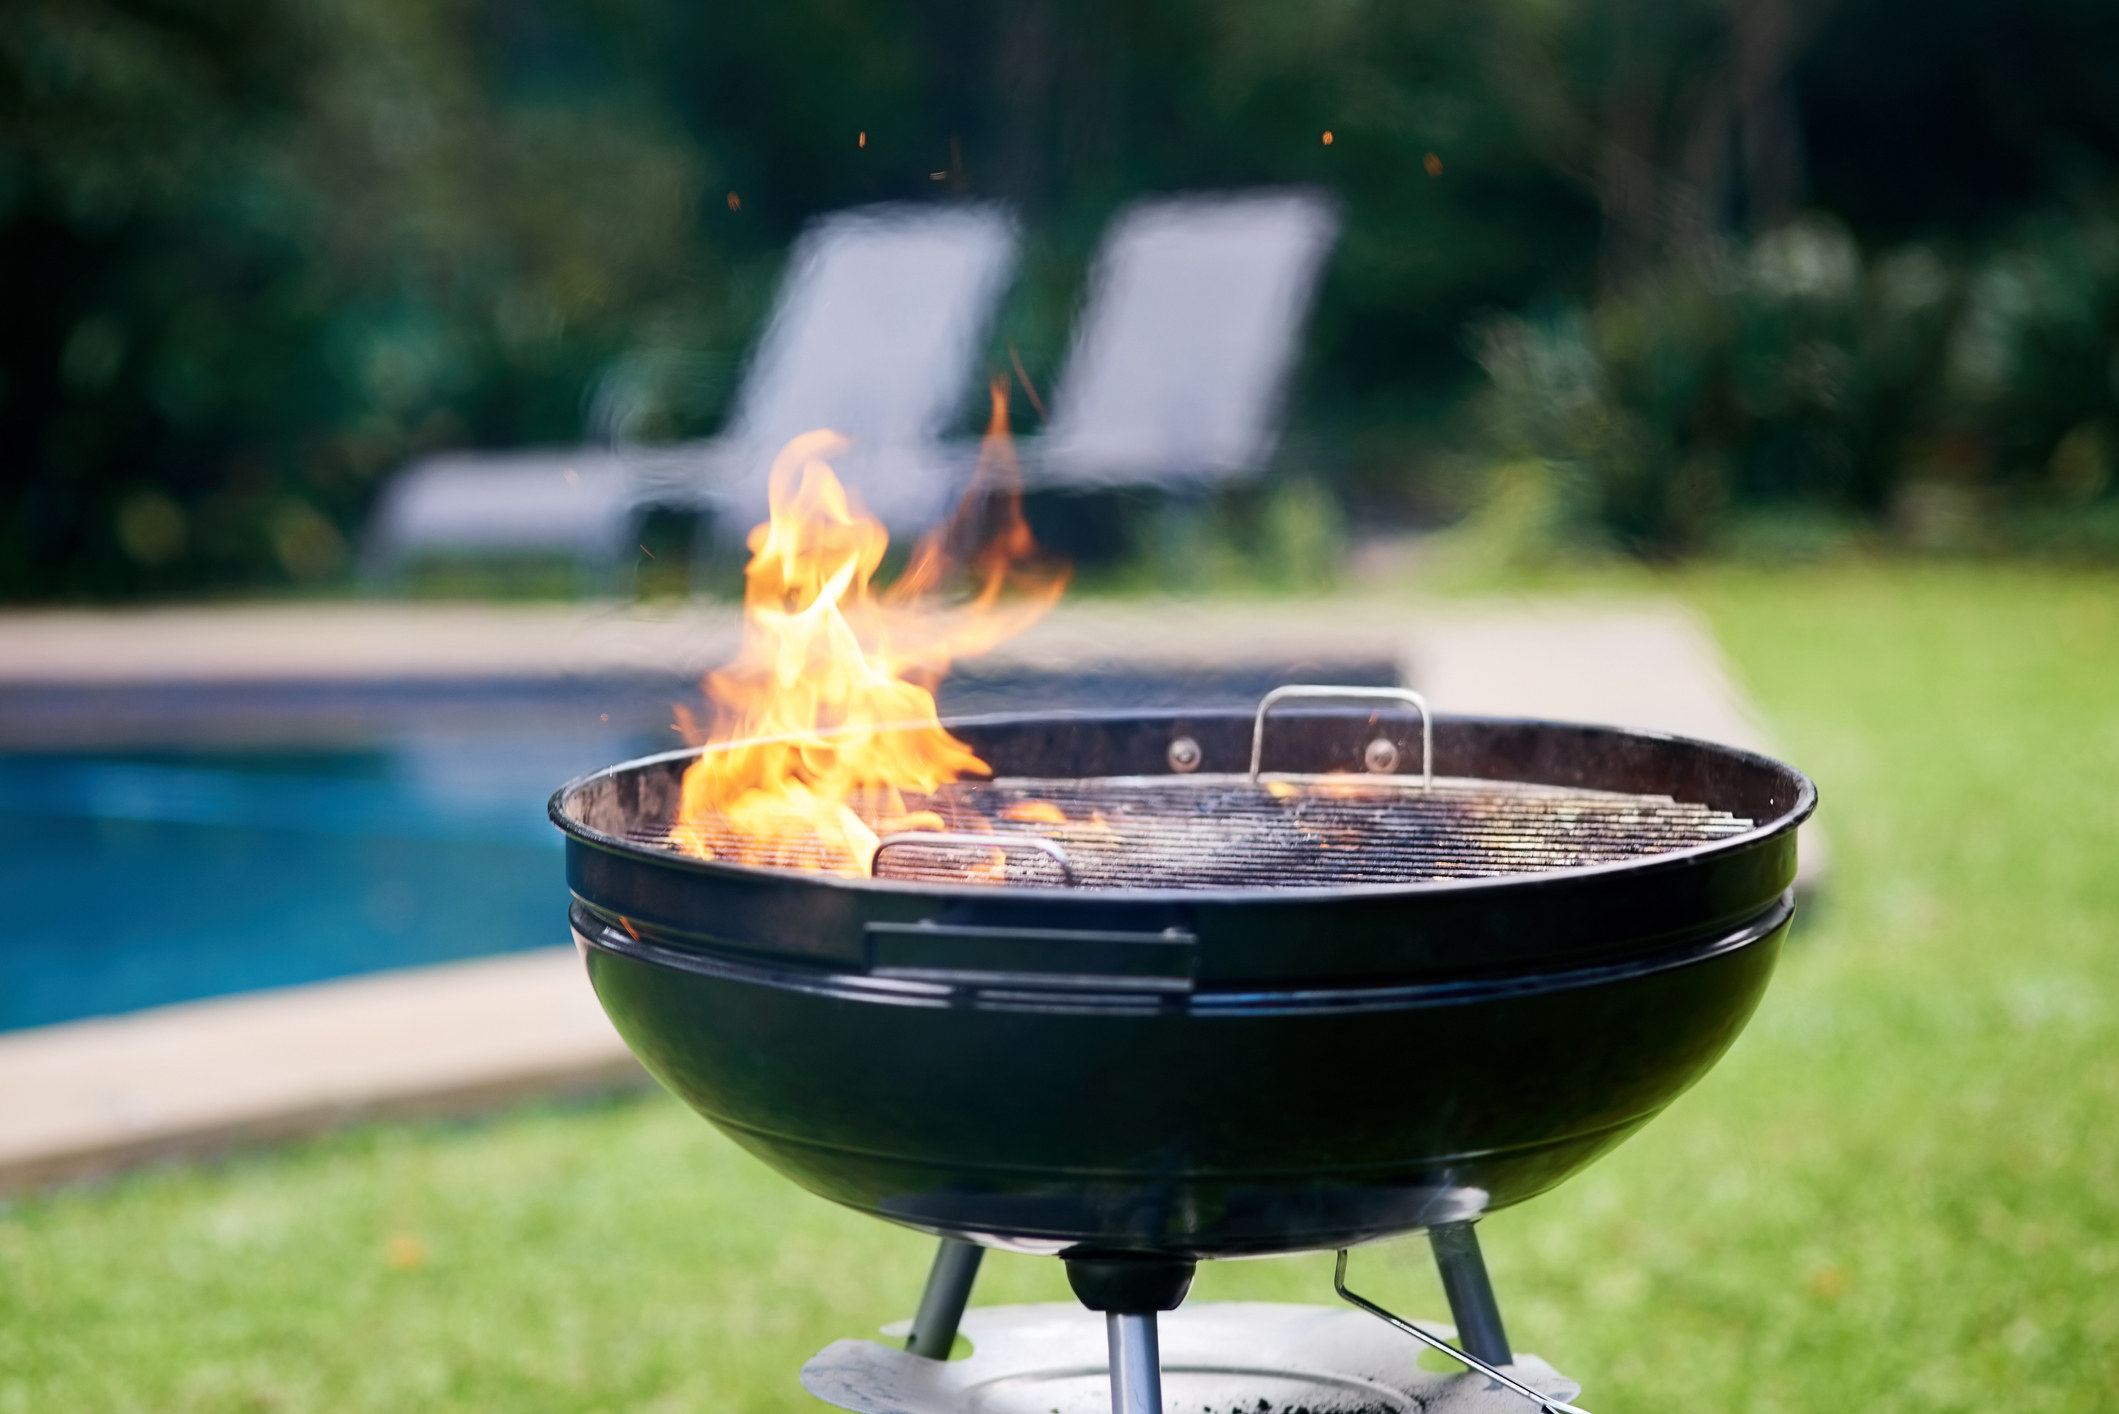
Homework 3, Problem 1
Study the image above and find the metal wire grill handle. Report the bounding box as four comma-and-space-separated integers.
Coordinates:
872, 832, 1078, 886
1334, 1251, 1590, 1414
1251, 685, 1433, 789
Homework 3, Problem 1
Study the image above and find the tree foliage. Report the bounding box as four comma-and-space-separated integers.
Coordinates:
7, 0, 2119, 597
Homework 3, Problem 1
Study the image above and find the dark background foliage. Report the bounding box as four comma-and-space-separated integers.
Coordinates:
7, 0, 2119, 597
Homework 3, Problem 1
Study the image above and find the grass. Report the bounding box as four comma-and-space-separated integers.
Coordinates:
4, 560, 2118, 1412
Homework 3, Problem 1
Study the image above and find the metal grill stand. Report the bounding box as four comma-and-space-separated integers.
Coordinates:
802, 1302, 1585, 1414
905, 1239, 985, 1360
817, 1237, 1586, 1414
1430, 1222, 1512, 1367
1063, 1257, 1196, 1414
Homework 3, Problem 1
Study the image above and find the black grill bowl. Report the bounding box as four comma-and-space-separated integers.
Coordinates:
552, 709, 1815, 1259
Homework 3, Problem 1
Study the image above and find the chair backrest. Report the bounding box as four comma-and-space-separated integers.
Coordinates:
1037, 191, 1338, 488
366, 204, 1017, 577
713, 202, 1019, 529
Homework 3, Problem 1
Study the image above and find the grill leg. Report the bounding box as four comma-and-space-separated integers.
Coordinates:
1064, 1255, 1193, 1414
1106, 1312, 1163, 1414
904, 1238, 984, 1359
1428, 1221, 1513, 1367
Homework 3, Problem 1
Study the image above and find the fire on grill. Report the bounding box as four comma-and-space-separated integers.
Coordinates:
550, 420, 1817, 1414
664, 386, 1066, 878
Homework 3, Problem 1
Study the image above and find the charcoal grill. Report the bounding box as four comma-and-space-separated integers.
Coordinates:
552, 687, 1815, 1414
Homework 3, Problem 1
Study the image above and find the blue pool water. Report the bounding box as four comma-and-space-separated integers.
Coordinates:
0, 738, 634, 1032
0, 659, 1397, 1032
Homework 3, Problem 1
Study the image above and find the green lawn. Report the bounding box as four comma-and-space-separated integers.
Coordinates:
4, 562, 2117, 1412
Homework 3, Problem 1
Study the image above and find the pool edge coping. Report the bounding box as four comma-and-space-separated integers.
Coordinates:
0, 947, 646, 1196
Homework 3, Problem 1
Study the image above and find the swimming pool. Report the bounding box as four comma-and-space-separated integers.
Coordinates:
0, 659, 1395, 1032
0, 737, 632, 1031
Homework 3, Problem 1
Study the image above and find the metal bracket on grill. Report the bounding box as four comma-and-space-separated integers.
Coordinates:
1333, 1251, 1590, 1414
1251, 685, 1433, 790
872, 831, 1078, 886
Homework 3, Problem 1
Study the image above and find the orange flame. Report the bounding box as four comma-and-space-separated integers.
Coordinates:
671, 384, 1067, 875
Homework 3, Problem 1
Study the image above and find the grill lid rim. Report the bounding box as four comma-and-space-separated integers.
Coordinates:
549, 709, 1817, 905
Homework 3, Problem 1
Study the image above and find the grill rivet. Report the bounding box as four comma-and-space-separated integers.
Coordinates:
1364, 737, 1400, 773
1167, 737, 1203, 773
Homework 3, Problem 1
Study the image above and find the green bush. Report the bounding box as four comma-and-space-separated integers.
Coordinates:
1, 0, 736, 600
14, 0, 2119, 596
0, 0, 1612, 600
1458, 207, 2119, 560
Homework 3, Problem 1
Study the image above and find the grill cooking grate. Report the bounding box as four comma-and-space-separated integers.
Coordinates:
627, 774, 1755, 890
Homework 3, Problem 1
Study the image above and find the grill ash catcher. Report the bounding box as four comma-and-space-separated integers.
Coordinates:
552, 688, 1816, 1414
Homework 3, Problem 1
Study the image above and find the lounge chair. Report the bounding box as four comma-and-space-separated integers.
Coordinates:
1026, 190, 1339, 491
362, 202, 1020, 580
852, 191, 1339, 559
